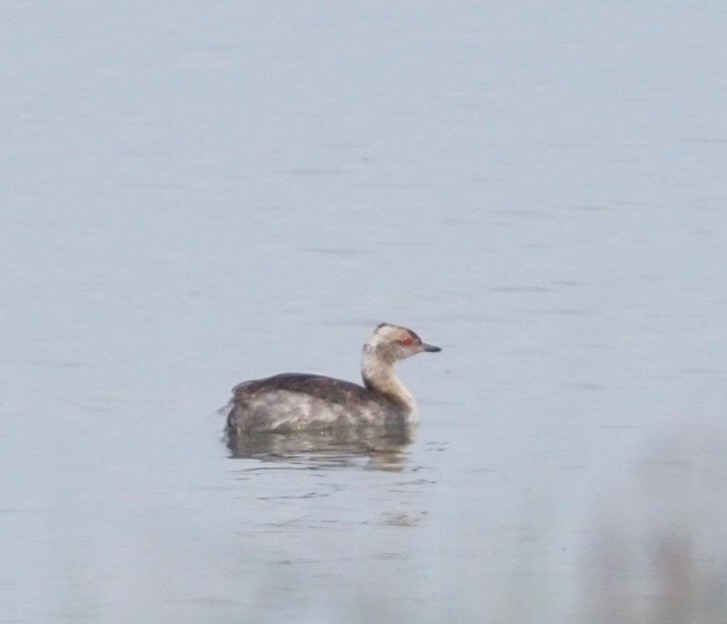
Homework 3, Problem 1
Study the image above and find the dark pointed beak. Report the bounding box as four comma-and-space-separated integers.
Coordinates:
422, 343, 441, 353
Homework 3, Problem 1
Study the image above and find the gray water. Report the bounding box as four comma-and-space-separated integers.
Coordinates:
3, 2, 727, 622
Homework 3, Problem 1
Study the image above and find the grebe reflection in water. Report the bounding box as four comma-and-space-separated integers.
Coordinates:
225, 323, 441, 436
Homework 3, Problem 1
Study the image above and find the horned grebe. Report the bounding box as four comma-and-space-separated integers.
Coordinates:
225, 323, 441, 434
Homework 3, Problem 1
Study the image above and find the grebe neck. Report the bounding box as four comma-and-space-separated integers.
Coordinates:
360, 346, 416, 413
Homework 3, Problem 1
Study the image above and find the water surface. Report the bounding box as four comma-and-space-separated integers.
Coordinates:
2, 2, 727, 622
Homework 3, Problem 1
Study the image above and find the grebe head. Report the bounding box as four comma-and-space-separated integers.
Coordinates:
364, 323, 441, 364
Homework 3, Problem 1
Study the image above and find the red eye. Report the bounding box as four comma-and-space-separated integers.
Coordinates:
400, 336, 414, 346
